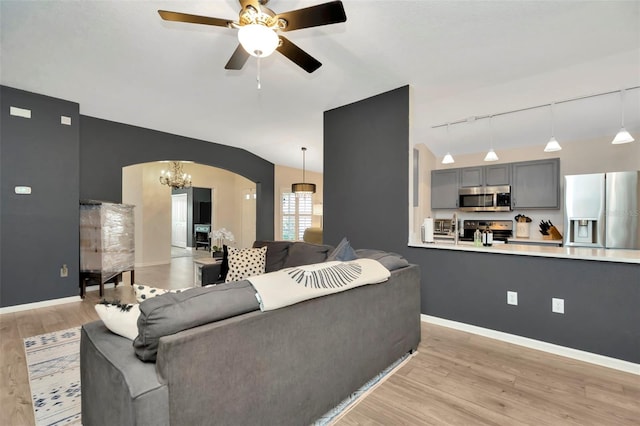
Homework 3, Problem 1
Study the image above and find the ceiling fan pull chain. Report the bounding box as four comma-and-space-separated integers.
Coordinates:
257, 57, 261, 90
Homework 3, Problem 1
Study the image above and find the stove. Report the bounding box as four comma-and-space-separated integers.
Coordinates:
461, 220, 513, 242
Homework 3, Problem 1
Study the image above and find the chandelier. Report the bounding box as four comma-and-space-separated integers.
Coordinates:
159, 161, 192, 190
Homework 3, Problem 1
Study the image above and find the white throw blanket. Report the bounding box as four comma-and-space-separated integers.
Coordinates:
248, 259, 391, 311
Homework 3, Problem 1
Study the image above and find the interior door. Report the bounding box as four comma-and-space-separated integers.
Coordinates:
171, 193, 188, 248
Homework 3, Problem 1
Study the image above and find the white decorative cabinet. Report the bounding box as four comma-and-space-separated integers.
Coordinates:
80, 201, 135, 297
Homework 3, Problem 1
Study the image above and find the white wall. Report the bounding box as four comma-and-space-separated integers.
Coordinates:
123, 162, 256, 267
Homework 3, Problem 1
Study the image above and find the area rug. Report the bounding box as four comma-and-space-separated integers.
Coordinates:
24, 326, 412, 426
23, 327, 82, 426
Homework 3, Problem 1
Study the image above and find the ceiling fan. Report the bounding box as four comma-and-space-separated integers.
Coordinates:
158, 0, 347, 74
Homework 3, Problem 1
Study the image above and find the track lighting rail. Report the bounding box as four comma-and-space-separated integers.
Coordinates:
431, 85, 640, 129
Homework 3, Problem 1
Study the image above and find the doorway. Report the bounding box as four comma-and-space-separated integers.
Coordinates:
171, 193, 188, 248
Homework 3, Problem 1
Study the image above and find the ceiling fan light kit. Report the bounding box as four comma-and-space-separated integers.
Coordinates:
158, 0, 346, 75
238, 24, 279, 57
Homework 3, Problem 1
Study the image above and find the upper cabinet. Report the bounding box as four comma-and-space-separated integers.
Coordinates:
511, 158, 560, 209
430, 159, 559, 210
460, 164, 511, 187
460, 167, 484, 187
431, 169, 459, 209
485, 164, 511, 186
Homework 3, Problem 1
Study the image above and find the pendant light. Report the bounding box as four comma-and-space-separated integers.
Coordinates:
544, 102, 562, 152
484, 116, 499, 162
291, 147, 316, 195
442, 123, 455, 164
612, 89, 635, 144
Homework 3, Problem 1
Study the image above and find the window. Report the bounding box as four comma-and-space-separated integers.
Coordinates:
281, 191, 313, 240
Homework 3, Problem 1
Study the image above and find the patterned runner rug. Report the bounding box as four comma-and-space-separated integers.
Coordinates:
23, 327, 82, 426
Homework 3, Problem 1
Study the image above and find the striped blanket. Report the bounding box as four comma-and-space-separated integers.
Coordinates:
248, 258, 390, 311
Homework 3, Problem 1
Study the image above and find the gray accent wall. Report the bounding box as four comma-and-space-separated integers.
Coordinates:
1, 85, 274, 307
80, 116, 274, 242
1, 86, 80, 306
323, 85, 639, 363
324, 85, 409, 253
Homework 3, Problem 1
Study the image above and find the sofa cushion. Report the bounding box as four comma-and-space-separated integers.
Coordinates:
326, 237, 357, 262
355, 249, 409, 271
133, 281, 260, 362
225, 246, 267, 282
282, 242, 332, 268
253, 240, 292, 272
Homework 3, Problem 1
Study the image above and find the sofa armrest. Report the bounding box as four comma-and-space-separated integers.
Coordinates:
201, 263, 223, 285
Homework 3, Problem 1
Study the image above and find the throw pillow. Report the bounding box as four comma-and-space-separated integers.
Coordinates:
225, 246, 267, 283
327, 237, 357, 262
134, 284, 192, 303
282, 242, 332, 268
355, 249, 410, 271
253, 241, 292, 272
219, 244, 229, 281
94, 300, 140, 340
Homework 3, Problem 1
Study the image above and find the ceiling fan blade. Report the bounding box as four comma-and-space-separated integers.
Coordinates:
276, 1, 346, 32
158, 10, 232, 28
276, 36, 322, 73
225, 44, 250, 70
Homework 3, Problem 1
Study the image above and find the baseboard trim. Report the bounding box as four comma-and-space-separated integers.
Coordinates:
421, 315, 640, 375
0, 296, 82, 314
135, 261, 169, 268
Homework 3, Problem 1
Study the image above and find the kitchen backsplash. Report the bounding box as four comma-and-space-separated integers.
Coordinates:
431, 209, 564, 239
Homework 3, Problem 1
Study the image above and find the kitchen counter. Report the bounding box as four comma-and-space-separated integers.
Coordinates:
507, 237, 563, 246
409, 241, 640, 264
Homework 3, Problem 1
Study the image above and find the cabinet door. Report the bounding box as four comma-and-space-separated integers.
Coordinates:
485, 164, 511, 186
460, 167, 484, 187
431, 169, 459, 209
512, 159, 560, 209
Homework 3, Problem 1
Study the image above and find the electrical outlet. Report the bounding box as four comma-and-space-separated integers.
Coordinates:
60, 264, 68, 278
552, 298, 564, 314
507, 291, 518, 306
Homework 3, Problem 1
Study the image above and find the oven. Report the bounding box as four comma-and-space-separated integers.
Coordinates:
461, 220, 513, 242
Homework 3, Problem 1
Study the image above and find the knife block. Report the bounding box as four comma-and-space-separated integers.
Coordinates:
542, 226, 563, 240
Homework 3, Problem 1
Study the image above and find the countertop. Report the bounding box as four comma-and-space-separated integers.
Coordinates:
409, 240, 640, 264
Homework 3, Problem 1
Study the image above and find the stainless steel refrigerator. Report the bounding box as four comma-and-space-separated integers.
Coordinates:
564, 171, 640, 249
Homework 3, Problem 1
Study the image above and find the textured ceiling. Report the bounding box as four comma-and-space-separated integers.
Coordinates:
2, 0, 639, 172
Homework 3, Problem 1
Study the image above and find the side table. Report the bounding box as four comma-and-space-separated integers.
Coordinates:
193, 257, 222, 286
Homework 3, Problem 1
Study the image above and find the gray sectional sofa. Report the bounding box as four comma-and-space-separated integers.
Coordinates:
80, 241, 421, 426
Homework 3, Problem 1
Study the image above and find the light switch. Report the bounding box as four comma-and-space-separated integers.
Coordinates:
61, 115, 72, 125
14, 186, 32, 195
10, 106, 31, 119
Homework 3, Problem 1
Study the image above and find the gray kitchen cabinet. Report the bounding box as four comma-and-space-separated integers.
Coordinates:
460, 164, 510, 187
485, 164, 511, 186
512, 158, 560, 209
431, 169, 459, 209
460, 167, 484, 187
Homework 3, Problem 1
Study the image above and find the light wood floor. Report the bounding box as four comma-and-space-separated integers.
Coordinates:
1, 256, 639, 426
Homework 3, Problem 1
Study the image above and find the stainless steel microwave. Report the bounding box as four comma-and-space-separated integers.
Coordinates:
458, 185, 512, 212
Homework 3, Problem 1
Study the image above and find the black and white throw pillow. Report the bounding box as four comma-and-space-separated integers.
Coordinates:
225, 246, 267, 282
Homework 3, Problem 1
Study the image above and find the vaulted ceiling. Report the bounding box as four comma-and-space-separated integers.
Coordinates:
2, 1, 639, 172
